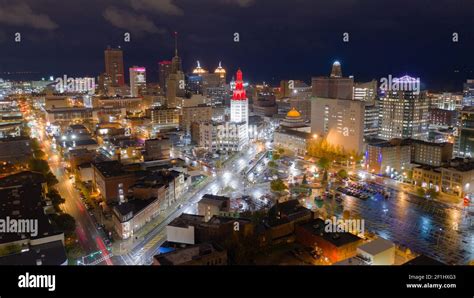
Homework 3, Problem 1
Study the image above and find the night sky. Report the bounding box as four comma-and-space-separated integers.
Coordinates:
0, 0, 473, 90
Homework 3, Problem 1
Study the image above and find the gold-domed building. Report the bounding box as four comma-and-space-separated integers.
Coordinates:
214, 61, 227, 84
281, 107, 307, 128
192, 61, 208, 75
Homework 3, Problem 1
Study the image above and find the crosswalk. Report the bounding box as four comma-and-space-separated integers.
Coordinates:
142, 230, 166, 252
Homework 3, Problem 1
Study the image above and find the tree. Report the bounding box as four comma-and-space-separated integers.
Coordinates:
268, 161, 277, 168
317, 157, 331, 171
271, 179, 287, 192
50, 213, 76, 236
426, 188, 439, 199
31, 138, 41, 151
337, 169, 348, 179
416, 187, 426, 198
45, 172, 59, 187
48, 189, 65, 206
272, 153, 281, 161
33, 149, 46, 160
277, 148, 284, 154
28, 158, 50, 174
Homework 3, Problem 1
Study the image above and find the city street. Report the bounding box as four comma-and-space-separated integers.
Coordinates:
28, 108, 113, 265
115, 142, 266, 265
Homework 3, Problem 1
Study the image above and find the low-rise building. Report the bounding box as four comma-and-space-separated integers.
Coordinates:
180, 104, 212, 134
144, 137, 171, 161
0, 136, 32, 163
412, 166, 442, 191
441, 158, 474, 197
0, 172, 66, 265
92, 161, 137, 203
112, 170, 186, 239
198, 194, 231, 222
274, 128, 312, 156
366, 138, 412, 176
335, 237, 395, 265
295, 218, 363, 263
45, 107, 93, 124
152, 242, 227, 265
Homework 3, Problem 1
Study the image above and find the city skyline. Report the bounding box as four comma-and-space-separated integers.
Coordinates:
0, 0, 474, 90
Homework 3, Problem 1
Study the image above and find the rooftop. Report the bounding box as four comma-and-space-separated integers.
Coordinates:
199, 194, 230, 208
93, 160, 133, 178
275, 128, 312, 140
0, 181, 61, 245
358, 237, 394, 255
153, 242, 224, 265
168, 213, 205, 228
0, 240, 67, 265
298, 218, 362, 247
403, 254, 446, 265
114, 197, 156, 219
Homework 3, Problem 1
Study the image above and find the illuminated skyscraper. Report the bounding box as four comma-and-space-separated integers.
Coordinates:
192, 61, 208, 75
129, 66, 146, 97
312, 61, 353, 100
158, 61, 172, 91
230, 69, 249, 127
167, 32, 185, 107
104, 46, 125, 86
214, 61, 227, 84
378, 77, 429, 140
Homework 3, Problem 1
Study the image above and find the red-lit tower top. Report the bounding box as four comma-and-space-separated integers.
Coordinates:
232, 69, 247, 100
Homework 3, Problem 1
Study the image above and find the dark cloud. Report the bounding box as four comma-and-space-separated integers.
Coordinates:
130, 0, 184, 15
0, 1, 57, 30
103, 6, 166, 35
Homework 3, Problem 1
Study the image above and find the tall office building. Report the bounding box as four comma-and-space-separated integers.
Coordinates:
214, 62, 227, 85
166, 32, 185, 107
230, 69, 249, 125
462, 80, 474, 106
129, 66, 146, 97
454, 107, 474, 158
378, 80, 429, 141
158, 61, 172, 91
312, 61, 353, 100
104, 46, 125, 86
354, 80, 377, 104
311, 97, 365, 154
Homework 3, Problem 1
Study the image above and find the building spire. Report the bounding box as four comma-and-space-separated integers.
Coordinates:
174, 31, 178, 57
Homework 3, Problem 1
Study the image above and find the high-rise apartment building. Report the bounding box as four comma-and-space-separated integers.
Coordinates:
454, 107, 474, 158
129, 66, 146, 97
463, 80, 474, 106
158, 61, 172, 91
311, 97, 365, 154
104, 46, 125, 86
378, 83, 429, 141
